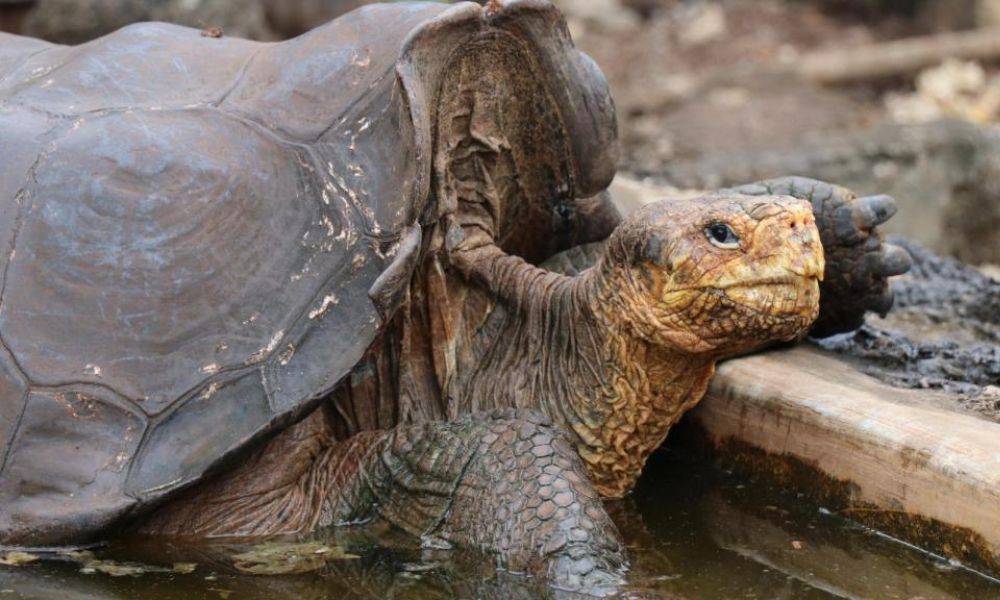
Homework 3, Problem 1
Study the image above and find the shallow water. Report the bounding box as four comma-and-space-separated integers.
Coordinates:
2, 430, 998, 600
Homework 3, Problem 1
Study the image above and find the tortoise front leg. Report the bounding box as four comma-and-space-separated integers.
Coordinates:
727, 176, 912, 337
338, 409, 627, 591
142, 408, 626, 592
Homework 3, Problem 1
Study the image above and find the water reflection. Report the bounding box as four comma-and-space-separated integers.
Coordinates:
2, 430, 998, 599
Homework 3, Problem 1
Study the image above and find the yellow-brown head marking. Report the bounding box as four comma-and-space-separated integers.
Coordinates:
599, 193, 823, 357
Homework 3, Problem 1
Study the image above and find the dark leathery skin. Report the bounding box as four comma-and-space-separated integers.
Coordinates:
727, 176, 912, 337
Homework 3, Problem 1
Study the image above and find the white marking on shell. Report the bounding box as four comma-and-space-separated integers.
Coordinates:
332, 173, 359, 205
374, 239, 401, 261
351, 49, 371, 68
200, 382, 221, 400
144, 477, 183, 494
295, 152, 315, 173
111, 425, 135, 470
30, 65, 55, 78
246, 330, 284, 364
333, 173, 379, 234
321, 214, 337, 237
308, 294, 339, 320
278, 344, 296, 366
200, 363, 221, 375
83, 364, 102, 377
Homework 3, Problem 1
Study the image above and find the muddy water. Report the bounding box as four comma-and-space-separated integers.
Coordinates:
2, 433, 997, 600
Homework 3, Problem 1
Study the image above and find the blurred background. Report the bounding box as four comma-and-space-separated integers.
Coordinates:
3, 0, 998, 267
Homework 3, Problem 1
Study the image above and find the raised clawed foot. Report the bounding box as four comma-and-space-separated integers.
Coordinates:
352, 410, 628, 594
727, 176, 912, 337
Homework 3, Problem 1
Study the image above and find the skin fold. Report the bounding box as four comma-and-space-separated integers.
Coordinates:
142, 187, 893, 592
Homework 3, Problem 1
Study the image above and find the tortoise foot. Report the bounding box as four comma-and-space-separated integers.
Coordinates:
726, 176, 912, 337
368, 410, 628, 593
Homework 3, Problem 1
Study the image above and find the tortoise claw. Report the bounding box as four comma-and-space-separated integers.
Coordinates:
853, 194, 897, 230
879, 243, 913, 278
833, 194, 897, 245
873, 285, 895, 317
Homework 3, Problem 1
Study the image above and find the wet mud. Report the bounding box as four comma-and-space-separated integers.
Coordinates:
817, 236, 1000, 422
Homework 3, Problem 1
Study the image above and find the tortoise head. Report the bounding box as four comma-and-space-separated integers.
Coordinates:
598, 193, 823, 357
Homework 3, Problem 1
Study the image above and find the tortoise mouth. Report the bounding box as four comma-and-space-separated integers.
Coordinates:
711, 275, 817, 290
716, 276, 821, 321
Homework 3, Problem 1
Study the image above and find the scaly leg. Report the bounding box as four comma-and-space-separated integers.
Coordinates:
142, 408, 626, 591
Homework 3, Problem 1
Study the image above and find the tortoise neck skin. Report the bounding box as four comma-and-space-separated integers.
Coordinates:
454, 194, 824, 497
549, 267, 718, 497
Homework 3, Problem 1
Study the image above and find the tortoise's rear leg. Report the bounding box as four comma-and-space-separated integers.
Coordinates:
141, 408, 626, 591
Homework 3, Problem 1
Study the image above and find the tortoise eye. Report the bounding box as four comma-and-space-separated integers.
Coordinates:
705, 222, 740, 249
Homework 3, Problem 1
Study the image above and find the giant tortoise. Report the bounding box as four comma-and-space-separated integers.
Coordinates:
0, 0, 909, 590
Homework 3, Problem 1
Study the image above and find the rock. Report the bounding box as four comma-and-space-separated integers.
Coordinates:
555, 0, 640, 35
885, 59, 1000, 125
675, 2, 726, 47
607, 174, 697, 216
979, 0, 1000, 27
261, 0, 369, 39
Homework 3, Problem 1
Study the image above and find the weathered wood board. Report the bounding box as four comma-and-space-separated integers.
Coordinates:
691, 344, 1000, 575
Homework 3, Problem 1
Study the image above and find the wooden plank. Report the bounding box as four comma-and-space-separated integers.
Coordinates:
798, 27, 1000, 84
691, 344, 1000, 573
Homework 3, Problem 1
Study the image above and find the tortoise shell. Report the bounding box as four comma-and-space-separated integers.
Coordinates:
0, 0, 617, 544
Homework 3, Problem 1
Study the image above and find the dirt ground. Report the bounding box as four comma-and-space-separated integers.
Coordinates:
566, 0, 998, 173
817, 237, 1000, 422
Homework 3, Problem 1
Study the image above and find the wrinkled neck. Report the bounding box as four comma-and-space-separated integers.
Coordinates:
561, 263, 717, 496
458, 245, 717, 497
454, 241, 715, 496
